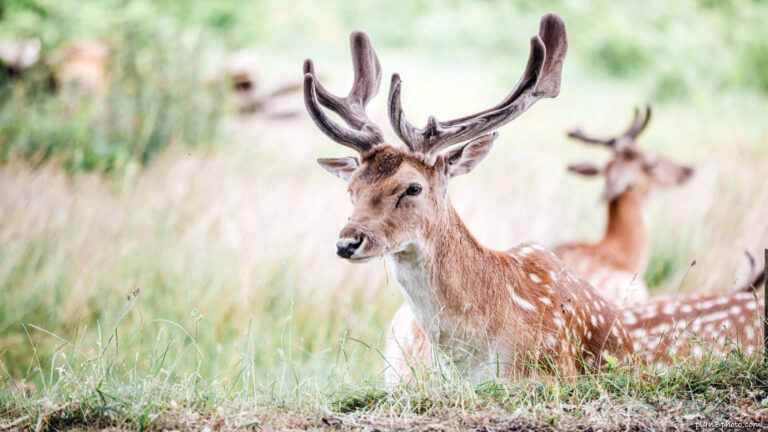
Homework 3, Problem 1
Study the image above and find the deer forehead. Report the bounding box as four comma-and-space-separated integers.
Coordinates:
353, 147, 434, 188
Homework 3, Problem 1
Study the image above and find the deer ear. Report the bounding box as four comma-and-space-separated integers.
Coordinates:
645, 156, 694, 187
567, 162, 603, 176
442, 133, 498, 179
317, 156, 359, 182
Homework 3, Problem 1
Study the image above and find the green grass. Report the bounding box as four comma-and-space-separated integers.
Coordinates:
2, 307, 766, 430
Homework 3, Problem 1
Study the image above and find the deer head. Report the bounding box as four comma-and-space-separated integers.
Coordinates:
566, 106, 694, 202
305, 14, 567, 261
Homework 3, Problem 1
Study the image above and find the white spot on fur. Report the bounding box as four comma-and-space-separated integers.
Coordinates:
717, 297, 728, 305
507, 285, 536, 311
621, 312, 637, 325
529, 273, 542, 283
702, 311, 728, 323
547, 335, 557, 348
539, 297, 552, 306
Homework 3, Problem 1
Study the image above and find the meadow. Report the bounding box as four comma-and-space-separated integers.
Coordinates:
1, 0, 768, 430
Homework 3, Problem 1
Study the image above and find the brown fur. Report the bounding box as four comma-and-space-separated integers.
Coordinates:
360, 147, 406, 182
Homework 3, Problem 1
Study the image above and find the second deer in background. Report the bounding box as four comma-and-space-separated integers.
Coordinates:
554, 106, 694, 307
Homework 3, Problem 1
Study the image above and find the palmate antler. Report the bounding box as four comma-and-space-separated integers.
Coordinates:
567, 105, 652, 149
303, 31, 384, 153
388, 12, 568, 155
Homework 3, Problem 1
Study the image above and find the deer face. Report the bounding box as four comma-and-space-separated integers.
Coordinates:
319, 137, 495, 261
569, 147, 694, 201
567, 106, 693, 201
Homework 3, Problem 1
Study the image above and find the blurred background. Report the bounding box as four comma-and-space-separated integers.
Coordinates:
1, 0, 767, 392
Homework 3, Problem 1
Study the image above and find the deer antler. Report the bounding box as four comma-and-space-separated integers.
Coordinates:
566, 129, 615, 146
388, 12, 568, 155
303, 30, 384, 153
623, 105, 652, 139
735, 250, 766, 293
567, 105, 653, 149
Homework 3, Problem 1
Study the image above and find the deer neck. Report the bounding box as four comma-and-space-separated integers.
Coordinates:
384, 200, 510, 348
600, 188, 649, 272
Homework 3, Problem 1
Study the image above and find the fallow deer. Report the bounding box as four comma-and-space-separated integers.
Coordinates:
49, 40, 108, 93
616, 250, 765, 363
553, 107, 694, 306
226, 48, 300, 115
619, 289, 764, 363
304, 14, 632, 384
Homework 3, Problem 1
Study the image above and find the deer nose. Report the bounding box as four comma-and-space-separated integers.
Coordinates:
336, 235, 364, 258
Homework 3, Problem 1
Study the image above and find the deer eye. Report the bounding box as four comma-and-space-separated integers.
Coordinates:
405, 184, 422, 196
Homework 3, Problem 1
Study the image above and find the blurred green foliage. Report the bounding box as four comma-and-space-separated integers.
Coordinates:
0, 0, 224, 174
1, 0, 768, 173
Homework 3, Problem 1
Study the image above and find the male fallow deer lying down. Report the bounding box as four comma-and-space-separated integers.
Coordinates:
553, 107, 694, 306
304, 14, 633, 383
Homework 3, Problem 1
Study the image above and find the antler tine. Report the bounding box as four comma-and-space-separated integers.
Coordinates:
349, 31, 382, 108
566, 128, 615, 147
388, 12, 568, 155
624, 104, 652, 139
303, 30, 384, 153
